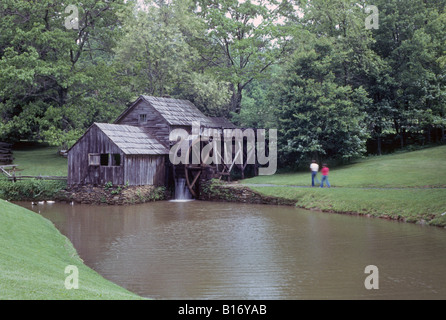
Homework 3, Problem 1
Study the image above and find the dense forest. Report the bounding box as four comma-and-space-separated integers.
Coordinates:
1, 0, 445, 168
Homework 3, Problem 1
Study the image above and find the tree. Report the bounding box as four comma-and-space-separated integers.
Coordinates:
114, 0, 196, 97
274, 36, 370, 167
115, 0, 232, 116
0, 0, 130, 145
192, 0, 295, 116
231, 65, 281, 129
370, 0, 446, 147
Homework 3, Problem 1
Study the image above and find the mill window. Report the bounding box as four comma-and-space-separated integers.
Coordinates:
88, 154, 100, 166
139, 114, 147, 123
100, 154, 110, 166
112, 154, 121, 166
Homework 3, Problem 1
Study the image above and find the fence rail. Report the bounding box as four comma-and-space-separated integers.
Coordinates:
0, 165, 67, 182
9, 176, 67, 181
0, 142, 13, 164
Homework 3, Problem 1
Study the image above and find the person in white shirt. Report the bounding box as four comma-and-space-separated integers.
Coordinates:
310, 160, 320, 187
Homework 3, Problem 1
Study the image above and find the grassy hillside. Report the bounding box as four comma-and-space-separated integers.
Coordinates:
244, 145, 446, 188
0, 200, 143, 300
243, 145, 446, 227
11, 143, 68, 177
0, 143, 68, 201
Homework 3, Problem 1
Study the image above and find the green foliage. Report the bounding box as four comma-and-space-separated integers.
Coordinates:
115, 1, 197, 97
180, 71, 232, 117
273, 33, 370, 166
368, 0, 446, 149
114, 0, 232, 116
193, 0, 295, 114
232, 72, 279, 129
201, 179, 236, 201
1, 0, 445, 166
0, 179, 66, 201
148, 186, 166, 201
104, 181, 113, 191
0, 0, 132, 145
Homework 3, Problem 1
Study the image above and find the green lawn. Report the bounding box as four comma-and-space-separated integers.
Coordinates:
242, 145, 446, 227
244, 145, 446, 188
0, 143, 68, 201
11, 143, 68, 177
0, 199, 143, 300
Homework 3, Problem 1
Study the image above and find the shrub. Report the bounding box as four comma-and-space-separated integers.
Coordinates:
0, 179, 67, 201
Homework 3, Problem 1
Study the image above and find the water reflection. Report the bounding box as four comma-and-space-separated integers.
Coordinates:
19, 201, 446, 300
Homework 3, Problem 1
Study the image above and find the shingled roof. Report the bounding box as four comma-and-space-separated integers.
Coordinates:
95, 123, 169, 155
66, 123, 168, 156
209, 117, 238, 129
115, 95, 223, 127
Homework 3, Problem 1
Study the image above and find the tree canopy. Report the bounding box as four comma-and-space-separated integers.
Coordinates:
0, 0, 444, 166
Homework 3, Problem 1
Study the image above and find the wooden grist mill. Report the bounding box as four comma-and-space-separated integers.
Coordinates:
68, 95, 266, 199
169, 125, 262, 198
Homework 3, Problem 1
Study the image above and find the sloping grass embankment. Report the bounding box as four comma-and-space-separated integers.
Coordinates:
0, 199, 143, 299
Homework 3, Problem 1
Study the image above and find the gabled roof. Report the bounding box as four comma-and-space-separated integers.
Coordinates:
209, 117, 238, 129
68, 123, 169, 155
115, 95, 216, 127
95, 123, 169, 155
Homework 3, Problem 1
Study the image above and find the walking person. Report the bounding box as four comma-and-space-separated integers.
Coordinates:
320, 164, 331, 188
310, 160, 320, 187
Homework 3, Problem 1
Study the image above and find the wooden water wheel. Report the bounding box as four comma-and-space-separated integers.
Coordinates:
180, 131, 258, 198
183, 135, 232, 198
183, 136, 208, 198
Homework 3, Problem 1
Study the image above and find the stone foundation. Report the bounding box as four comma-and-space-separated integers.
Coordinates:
57, 184, 168, 205
198, 180, 296, 206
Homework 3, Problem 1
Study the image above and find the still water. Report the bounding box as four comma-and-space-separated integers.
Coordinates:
19, 201, 446, 300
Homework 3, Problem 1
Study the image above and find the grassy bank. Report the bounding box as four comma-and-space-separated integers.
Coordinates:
0, 199, 143, 299
245, 145, 446, 188
0, 143, 68, 201
11, 143, 68, 176
242, 145, 446, 227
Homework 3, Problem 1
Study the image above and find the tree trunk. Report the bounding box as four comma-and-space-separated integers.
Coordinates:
377, 135, 382, 156
58, 87, 68, 107
230, 84, 243, 114
427, 126, 431, 144
400, 130, 404, 149
375, 126, 382, 155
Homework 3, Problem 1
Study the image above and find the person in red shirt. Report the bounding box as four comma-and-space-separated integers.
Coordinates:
320, 164, 331, 188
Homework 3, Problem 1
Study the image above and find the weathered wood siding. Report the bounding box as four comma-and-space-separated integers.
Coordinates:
68, 125, 167, 186
117, 100, 171, 146
68, 126, 125, 186
124, 155, 166, 186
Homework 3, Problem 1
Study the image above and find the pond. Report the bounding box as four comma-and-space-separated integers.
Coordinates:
18, 200, 446, 300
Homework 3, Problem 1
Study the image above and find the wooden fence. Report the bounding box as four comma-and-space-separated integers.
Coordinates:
0, 165, 67, 182
0, 142, 13, 164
